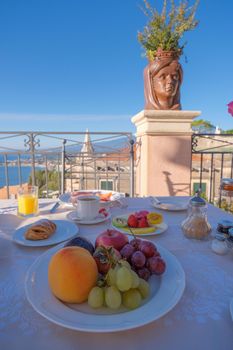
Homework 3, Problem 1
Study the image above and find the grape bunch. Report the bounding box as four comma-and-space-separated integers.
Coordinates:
88, 259, 150, 310
120, 238, 166, 281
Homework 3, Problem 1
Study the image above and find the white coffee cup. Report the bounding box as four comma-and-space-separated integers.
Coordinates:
76, 195, 100, 220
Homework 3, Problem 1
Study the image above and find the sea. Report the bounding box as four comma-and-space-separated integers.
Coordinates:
0, 166, 34, 188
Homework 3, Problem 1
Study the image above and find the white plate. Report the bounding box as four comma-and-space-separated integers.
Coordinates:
67, 211, 111, 225
230, 298, 233, 321
112, 214, 168, 236
13, 220, 79, 247
59, 190, 124, 207
25, 242, 185, 332
151, 199, 188, 211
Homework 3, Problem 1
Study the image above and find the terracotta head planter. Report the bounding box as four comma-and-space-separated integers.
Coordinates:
138, 0, 199, 111
144, 51, 183, 110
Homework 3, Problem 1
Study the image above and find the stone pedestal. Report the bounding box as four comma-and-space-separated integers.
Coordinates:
131, 110, 201, 197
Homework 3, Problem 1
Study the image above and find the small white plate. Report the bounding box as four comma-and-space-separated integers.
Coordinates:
67, 211, 111, 225
111, 214, 168, 236
151, 199, 188, 211
230, 298, 233, 321
13, 220, 79, 247
25, 242, 185, 332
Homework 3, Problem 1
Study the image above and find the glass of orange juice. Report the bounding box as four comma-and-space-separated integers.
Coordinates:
17, 186, 39, 218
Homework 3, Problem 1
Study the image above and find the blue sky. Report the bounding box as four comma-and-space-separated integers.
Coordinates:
0, 0, 232, 133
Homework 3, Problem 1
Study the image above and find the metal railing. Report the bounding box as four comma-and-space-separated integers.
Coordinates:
191, 133, 233, 209
0, 131, 135, 199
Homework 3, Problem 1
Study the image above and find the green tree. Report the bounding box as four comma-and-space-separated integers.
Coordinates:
191, 119, 215, 133
29, 169, 60, 196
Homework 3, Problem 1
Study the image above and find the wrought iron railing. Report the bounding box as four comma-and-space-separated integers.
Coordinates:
191, 133, 233, 210
0, 131, 135, 199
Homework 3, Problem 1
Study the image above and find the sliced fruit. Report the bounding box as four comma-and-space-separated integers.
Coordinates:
138, 217, 149, 228
121, 226, 156, 235
127, 214, 138, 228
112, 217, 128, 228
147, 212, 163, 225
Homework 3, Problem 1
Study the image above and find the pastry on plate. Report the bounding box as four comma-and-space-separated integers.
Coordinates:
25, 219, 57, 240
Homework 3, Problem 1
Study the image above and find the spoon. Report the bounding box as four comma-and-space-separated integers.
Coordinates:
149, 196, 162, 205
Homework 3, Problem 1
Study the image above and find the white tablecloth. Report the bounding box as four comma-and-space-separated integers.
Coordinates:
0, 197, 233, 350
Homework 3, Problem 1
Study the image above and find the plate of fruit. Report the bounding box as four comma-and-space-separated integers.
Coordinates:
112, 211, 168, 236
25, 229, 185, 332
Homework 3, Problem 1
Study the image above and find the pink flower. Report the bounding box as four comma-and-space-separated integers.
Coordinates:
227, 101, 233, 116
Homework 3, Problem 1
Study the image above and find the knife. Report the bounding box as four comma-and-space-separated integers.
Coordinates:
50, 201, 60, 213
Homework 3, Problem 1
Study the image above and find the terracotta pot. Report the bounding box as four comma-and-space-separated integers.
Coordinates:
144, 49, 183, 110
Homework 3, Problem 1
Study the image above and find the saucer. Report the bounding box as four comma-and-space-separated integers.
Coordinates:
67, 211, 111, 225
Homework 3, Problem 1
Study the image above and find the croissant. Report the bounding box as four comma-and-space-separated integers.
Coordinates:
25, 219, 57, 240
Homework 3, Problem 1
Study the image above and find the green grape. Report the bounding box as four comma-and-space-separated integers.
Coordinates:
131, 270, 140, 288
116, 266, 133, 292
88, 286, 104, 308
118, 259, 131, 269
105, 286, 122, 309
122, 289, 142, 309
137, 278, 150, 299
106, 267, 117, 286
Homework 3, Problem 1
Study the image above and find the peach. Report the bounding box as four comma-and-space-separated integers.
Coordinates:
48, 246, 98, 303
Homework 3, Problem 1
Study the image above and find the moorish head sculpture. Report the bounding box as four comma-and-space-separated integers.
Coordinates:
144, 54, 183, 110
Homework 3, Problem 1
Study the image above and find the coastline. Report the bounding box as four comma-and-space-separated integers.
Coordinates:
0, 183, 28, 199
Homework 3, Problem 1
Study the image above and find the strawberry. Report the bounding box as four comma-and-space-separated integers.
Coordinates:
138, 217, 149, 228
99, 208, 108, 217
135, 210, 149, 220
127, 214, 138, 228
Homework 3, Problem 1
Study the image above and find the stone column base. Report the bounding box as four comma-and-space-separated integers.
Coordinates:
131, 110, 201, 197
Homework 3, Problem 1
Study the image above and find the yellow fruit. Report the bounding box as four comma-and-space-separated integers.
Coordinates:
147, 212, 163, 225
121, 227, 156, 235
48, 246, 98, 303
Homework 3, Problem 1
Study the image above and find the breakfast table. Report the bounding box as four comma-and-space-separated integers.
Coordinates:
0, 196, 233, 350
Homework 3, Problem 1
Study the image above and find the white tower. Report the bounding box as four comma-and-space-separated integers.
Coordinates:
81, 129, 94, 154
215, 125, 221, 134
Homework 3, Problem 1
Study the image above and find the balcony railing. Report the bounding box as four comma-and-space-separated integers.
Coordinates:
191, 133, 233, 210
0, 131, 135, 199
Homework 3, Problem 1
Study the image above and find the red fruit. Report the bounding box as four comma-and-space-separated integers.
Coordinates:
135, 211, 149, 219
137, 267, 151, 281
139, 241, 156, 258
99, 208, 108, 217
147, 256, 166, 275
152, 250, 161, 258
93, 246, 121, 275
120, 243, 135, 260
129, 238, 142, 250
95, 229, 129, 251
127, 214, 138, 228
131, 251, 146, 268
137, 217, 149, 228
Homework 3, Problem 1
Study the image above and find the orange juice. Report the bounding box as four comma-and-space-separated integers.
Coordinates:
17, 186, 39, 217
18, 194, 38, 215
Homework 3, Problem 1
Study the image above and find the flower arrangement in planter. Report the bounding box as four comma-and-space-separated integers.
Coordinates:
138, 0, 200, 110
138, 0, 200, 61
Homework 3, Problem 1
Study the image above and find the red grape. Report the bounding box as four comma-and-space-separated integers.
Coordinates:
131, 251, 146, 268
120, 243, 134, 260
137, 267, 151, 281
129, 238, 142, 250
147, 256, 166, 275
139, 241, 157, 258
